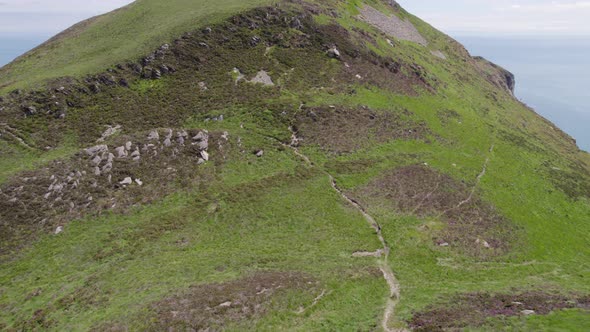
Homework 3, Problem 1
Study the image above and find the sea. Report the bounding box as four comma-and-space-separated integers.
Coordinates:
0, 36, 49, 67
457, 36, 590, 152
0, 35, 589, 151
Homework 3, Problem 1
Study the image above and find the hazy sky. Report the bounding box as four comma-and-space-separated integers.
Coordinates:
399, 0, 590, 36
0, 0, 589, 37
0, 0, 133, 36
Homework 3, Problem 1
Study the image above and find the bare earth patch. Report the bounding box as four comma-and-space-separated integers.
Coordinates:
147, 272, 319, 331
359, 6, 428, 46
409, 291, 590, 331
294, 106, 429, 153
351, 165, 517, 257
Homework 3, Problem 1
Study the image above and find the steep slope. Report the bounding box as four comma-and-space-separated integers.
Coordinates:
0, 0, 276, 92
1, 0, 589, 330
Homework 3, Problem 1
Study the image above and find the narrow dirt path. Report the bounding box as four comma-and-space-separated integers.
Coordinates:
285, 127, 404, 332
443, 144, 495, 215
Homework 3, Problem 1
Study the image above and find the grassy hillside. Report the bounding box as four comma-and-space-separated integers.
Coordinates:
0, 0, 275, 92
1, 0, 589, 330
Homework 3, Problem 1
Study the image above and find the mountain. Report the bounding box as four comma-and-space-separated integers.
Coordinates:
1, 0, 589, 330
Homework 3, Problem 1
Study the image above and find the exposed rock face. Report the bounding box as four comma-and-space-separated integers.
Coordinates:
473, 56, 516, 94
249, 70, 275, 86
359, 5, 428, 46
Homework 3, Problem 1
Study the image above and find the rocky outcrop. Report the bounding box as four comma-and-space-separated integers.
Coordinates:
359, 5, 428, 46
473, 56, 516, 94
249, 70, 275, 86
0, 128, 215, 255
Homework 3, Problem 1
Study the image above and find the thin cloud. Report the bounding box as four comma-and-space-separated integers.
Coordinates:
399, 0, 590, 35
0, 0, 134, 35
508, 1, 590, 12
0, 0, 133, 13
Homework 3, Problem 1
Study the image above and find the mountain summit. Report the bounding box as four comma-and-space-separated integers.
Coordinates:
1, 0, 589, 330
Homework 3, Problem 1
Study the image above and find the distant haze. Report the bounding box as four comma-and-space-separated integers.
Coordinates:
0, 1, 589, 38
457, 36, 590, 151
0, 0, 134, 36
399, 0, 590, 36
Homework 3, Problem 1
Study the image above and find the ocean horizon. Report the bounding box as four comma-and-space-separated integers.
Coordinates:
456, 35, 590, 152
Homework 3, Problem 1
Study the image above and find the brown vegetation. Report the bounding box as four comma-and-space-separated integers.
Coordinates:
295, 106, 429, 153
351, 165, 517, 257
147, 272, 319, 331
409, 291, 590, 331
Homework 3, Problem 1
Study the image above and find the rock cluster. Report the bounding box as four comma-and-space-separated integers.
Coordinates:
1, 128, 212, 238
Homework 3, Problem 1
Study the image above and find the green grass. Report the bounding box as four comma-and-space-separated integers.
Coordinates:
478, 310, 590, 331
1, 0, 589, 330
0, 0, 277, 93
0, 135, 78, 185
0, 152, 385, 330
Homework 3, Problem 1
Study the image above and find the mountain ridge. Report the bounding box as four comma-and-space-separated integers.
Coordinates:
0, 0, 589, 330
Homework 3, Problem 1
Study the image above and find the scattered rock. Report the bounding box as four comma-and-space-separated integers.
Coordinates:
148, 130, 160, 141
160, 65, 170, 74
359, 5, 428, 46
23, 106, 37, 117
115, 146, 128, 158
135, 179, 143, 186
290, 17, 303, 30
54, 226, 63, 235
521, 310, 535, 315
250, 36, 261, 46
218, 301, 232, 308
89, 83, 101, 93
85, 145, 108, 156
198, 81, 208, 91
120, 177, 133, 185
249, 70, 274, 86
97, 125, 122, 142
475, 238, 491, 249
200, 151, 210, 161
255, 150, 264, 157
327, 46, 341, 59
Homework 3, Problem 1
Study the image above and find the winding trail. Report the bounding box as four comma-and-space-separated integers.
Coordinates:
285, 127, 404, 331
443, 144, 495, 215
